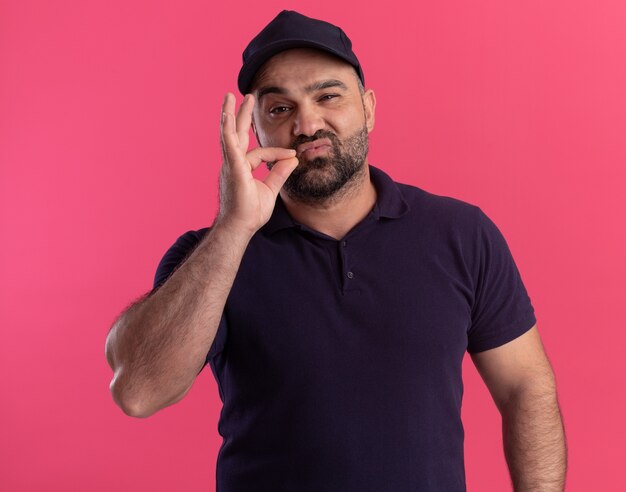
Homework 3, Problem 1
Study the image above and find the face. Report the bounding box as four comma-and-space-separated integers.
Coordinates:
250, 48, 376, 203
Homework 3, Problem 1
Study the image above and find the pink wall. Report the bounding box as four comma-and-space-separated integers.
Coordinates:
1, 1, 624, 490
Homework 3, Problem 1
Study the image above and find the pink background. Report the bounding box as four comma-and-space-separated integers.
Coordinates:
1, 0, 624, 490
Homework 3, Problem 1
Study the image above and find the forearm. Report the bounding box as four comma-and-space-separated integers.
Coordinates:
501, 386, 567, 491
106, 89, 298, 417
106, 220, 252, 417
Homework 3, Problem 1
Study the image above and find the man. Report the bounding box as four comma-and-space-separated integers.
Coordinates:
106, 10, 566, 491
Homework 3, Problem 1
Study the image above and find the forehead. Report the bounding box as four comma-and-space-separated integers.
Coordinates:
251, 48, 357, 92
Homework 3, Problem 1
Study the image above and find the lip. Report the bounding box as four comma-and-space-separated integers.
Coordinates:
296, 138, 332, 156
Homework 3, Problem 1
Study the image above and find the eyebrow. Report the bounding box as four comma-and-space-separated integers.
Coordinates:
256, 79, 348, 102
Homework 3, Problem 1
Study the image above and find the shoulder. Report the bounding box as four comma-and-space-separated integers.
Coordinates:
393, 178, 484, 234
152, 227, 211, 289
158, 226, 212, 259
171, 227, 211, 248
369, 164, 482, 231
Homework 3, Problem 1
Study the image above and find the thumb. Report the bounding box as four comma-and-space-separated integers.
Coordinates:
263, 157, 299, 196
248, 147, 297, 169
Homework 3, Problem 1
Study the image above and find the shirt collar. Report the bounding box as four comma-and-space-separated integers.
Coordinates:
261, 164, 410, 236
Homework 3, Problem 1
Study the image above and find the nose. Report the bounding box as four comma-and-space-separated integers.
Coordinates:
292, 102, 325, 137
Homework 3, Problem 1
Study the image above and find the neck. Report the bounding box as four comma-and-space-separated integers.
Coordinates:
279, 163, 377, 240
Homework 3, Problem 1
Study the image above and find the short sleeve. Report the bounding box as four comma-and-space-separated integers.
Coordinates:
467, 208, 537, 353
151, 228, 228, 369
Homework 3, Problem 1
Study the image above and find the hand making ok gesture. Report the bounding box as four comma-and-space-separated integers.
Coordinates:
216, 92, 299, 236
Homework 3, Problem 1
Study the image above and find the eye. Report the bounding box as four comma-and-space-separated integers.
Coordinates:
319, 94, 339, 102
269, 106, 291, 114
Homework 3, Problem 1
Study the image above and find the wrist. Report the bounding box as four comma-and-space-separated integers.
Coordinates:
212, 215, 257, 243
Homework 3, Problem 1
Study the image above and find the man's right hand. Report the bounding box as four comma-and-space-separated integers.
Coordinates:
106, 93, 299, 418
216, 92, 298, 236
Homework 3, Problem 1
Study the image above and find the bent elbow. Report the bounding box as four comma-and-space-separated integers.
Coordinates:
109, 374, 192, 419
117, 396, 155, 419
109, 376, 155, 419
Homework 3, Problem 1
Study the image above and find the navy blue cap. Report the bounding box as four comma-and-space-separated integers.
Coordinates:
238, 10, 365, 95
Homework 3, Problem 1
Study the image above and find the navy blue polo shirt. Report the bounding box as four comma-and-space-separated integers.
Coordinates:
153, 165, 536, 491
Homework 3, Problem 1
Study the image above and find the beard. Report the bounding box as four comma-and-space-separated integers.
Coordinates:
267, 125, 369, 204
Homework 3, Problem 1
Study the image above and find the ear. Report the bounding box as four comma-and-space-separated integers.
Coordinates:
362, 89, 376, 133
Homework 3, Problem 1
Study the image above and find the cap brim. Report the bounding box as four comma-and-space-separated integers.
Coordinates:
237, 40, 363, 94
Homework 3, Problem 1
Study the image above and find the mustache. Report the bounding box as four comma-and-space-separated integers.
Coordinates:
290, 130, 340, 150
265, 130, 339, 169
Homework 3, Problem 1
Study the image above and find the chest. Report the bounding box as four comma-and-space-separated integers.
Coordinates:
224, 225, 474, 384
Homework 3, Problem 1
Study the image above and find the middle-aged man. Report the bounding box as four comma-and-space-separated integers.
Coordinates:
106, 10, 567, 491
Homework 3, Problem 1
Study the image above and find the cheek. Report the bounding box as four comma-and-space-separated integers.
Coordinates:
258, 133, 285, 149
334, 110, 366, 135
254, 115, 288, 147
254, 122, 292, 148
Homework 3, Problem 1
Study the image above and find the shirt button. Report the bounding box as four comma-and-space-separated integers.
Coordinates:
346, 271, 354, 279
342, 241, 347, 247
